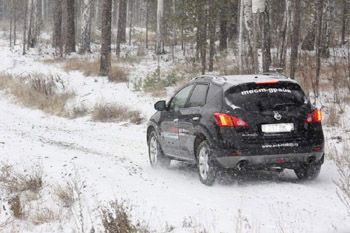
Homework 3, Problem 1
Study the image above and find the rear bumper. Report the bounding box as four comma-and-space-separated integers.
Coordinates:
214, 150, 324, 169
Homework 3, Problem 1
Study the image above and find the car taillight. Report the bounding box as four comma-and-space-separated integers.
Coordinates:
213, 113, 248, 127
305, 109, 322, 123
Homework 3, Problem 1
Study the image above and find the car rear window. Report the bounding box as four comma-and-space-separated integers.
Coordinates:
224, 82, 309, 112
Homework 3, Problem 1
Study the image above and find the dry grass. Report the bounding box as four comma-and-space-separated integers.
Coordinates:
215, 57, 240, 75
108, 65, 130, 82
325, 106, 340, 126
0, 164, 43, 194
9, 195, 24, 219
92, 103, 144, 124
333, 141, 350, 214
0, 73, 74, 116
70, 104, 89, 119
100, 200, 151, 233
172, 61, 201, 78
54, 183, 75, 208
31, 208, 58, 225
63, 58, 130, 82
63, 58, 100, 76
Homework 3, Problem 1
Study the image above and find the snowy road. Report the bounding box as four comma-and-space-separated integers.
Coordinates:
1, 92, 349, 233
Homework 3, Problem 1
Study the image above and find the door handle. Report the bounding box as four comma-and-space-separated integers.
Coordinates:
192, 117, 200, 121
174, 119, 178, 123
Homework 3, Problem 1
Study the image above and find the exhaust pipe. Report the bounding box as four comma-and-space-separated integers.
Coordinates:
236, 160, 248, 170
307, 156, 316, 164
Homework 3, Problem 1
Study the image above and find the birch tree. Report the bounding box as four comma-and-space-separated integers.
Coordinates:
80, 0, 93, 53
290, 0, 300, 79
23, 0, 28, 55
156, 0, 164, 54
278, 0, 291, 67
253, 0, 271, 72
244, 0, 257, 72
315, 0, 324, 97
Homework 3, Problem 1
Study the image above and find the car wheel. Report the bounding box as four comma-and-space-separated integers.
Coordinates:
148, 131, 171, 168
197, 140, 217, 186
294, 164, 321, 180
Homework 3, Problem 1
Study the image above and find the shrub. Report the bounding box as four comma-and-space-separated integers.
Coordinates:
108, 66, 129, 83
0, 164, 43, 194
63, 58, 100, 76
70, 104, 89, 119
138, 67, 178, 93
9, 195, 24, 219
92, 103, 144, 124
0, 73, 74, 116
100, 200, 151, 233
55, 183, 75, 208
333, 141, 350, 214
325, 106, 340, 127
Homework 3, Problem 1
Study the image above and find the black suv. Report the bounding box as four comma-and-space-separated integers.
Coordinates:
147, 74, 324, 185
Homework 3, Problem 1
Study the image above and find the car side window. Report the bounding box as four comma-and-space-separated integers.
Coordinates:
169, 85, 194, 110
187, 84, 209, 107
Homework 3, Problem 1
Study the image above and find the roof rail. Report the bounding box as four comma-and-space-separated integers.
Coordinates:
262, 68, 289, 79
194, 75, 217, 80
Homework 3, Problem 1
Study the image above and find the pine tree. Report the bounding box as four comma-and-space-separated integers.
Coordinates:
100, 0, 112, 76
66, 0, 76, 54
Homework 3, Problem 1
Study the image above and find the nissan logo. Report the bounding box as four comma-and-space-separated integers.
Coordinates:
274, 111, 282, 120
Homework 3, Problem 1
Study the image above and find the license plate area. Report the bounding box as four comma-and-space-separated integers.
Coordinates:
261, 123, 294, 133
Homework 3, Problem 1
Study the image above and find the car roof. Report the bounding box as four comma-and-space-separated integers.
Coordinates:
193, 74, 298, 89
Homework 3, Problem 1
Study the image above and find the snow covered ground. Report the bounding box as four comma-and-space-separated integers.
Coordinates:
0, 38, 350, 233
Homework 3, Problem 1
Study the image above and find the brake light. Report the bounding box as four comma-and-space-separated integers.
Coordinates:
255, 81, 278, 84
305, 109, 322, 123
213, 113, 248, 127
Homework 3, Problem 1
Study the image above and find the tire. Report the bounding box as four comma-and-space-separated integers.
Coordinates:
197, 140, 217, 186
148, 131, 171, 168
294, 164, 321, 180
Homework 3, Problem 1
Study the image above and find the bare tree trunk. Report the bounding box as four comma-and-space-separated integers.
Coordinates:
156, 0, 164, 54
209, 0, 216, 72
128, 0, 133, 46
118, 0, 127, 44
116, 0, 127, 56
145, 0, 149, 48
198, 1, 207, 74
289, 0, 300, 80
27, 0, 35, 49
341, 0, 347, 45
13, 0, 17, 45
66, 0, 76, 54
112, 0, 118, 26
23, 0, 28, 55
172, 0, 177, 46
315, 0, 324, 97
9, 0, 12, 48
80, 0, 92, 53
262, 0, 271, 72
301, 1, 316, 51
219, 0, 228, 51
238, 0, 244, 72
278, 0, 291, 68
53, 0, 63, 56
244, 0, 257, 73
100, 0, 112, 76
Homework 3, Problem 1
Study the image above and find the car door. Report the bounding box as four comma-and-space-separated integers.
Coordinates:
159, 84, 194, 157
178, 83, 209, 159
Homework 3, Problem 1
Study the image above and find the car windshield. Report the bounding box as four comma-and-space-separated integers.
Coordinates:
224, 82, 309, 112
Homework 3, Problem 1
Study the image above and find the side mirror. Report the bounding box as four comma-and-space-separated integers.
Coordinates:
154, 100, 167, 111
